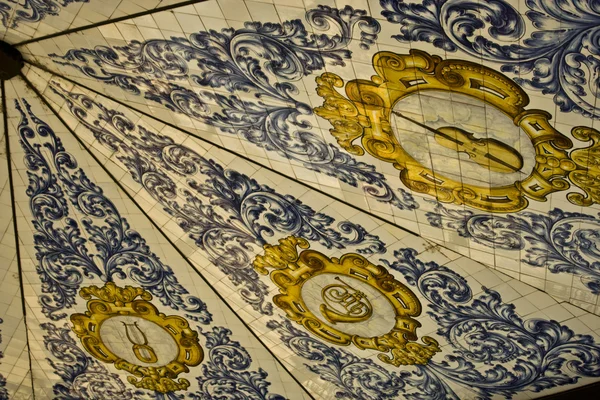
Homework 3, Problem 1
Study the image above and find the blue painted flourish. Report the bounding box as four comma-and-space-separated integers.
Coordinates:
270, 247, 600, 399
42, 323, 135, 400
193, 326, 286, 400
267, 318, 408, 400
426, 201, 600, 294
50, 6, 418, 211
0, 0, 89, 28
50, 83, 385, 314
43, 322, 286, 400
380, 0, 600, 118
20, 99, 285, 399
0, 3, 10, 28
16, 98, 212, 322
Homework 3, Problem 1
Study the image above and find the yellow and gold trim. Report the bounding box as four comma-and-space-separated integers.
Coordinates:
253, 236, 440, 366
70, 282, 203, 393
314, 50, 576, 212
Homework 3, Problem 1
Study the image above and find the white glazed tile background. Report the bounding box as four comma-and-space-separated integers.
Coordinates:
0, 0, 202, 43
16, 0, 600, 319
4, 75, 310, 400
0, 0, 598, 398
14, 63, 600, 399
0, 96, 33, 400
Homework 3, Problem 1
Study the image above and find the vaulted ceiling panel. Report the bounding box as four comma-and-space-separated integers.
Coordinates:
1, 1, 600, 399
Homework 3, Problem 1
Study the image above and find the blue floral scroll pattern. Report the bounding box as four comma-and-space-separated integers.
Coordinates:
192, 326, 286, 400
380, 0, 600, 119
270, 248, 600, 399
17, 100, 285, 400
267, 319, 408, 400
0, 0, 89, 28
42, 323, 136, 400
50, 83, 385, 314
43, 322, 286, 400
50, 6, 418, 211
426, 201, 600, 294
16, 98, 212, 323
0, 3, 10, 28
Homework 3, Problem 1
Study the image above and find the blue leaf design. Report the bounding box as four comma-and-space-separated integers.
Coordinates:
267, 319, 408, 400
425, 201, 600, 294
0, 0, 89, 28
16, 98, 212, 323
192, 326, 286, 400
270, 247, 600, 399
41, 323, 134, 400
50, 6, 418, 211
50, 84, 386, 314
380, 0, 600, 118
387, 248, 600, 399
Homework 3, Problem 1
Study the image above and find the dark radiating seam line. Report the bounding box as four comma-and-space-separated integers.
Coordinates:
19, 71, 317, 400
2, 81, 37, 400
23, 59, 425, 243
14, 0, 210, 47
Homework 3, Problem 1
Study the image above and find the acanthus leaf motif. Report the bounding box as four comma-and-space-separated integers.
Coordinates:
49, 6, 419, 211
15, 98, 212, 323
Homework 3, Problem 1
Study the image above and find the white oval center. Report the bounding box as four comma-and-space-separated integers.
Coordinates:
301, 273, 396, 337
99, 315, 179, 367
391, 90, 536, 186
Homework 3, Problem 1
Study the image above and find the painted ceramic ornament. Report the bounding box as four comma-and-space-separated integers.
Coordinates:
253, 236, 440, 367
70, 283, 203, 393
313, 50, 600, 213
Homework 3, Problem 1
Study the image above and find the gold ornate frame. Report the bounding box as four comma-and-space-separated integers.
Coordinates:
314, 50, 576, 212
70, 282, 203, 393
253, 236, 440, 366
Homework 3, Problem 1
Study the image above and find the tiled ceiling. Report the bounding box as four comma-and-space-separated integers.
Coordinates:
1, 0, 600, 399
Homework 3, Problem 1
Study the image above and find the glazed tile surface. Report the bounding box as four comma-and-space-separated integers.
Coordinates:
0, 0, 599, 399
0, 0, 199, 43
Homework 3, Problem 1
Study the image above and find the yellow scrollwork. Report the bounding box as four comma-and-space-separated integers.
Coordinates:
314, 49, 575, 213
253, 236, 440, 366
70, 282, 203, 393
567, 126, 600, 206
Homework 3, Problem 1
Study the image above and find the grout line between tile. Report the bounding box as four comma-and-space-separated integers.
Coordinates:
2, 79, 37, 400
19, 70, 317, 400
14, 0, 211, 47
23, 59, 427, 242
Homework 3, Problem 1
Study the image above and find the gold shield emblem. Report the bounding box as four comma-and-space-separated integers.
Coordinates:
70, 282, 203, 393
313, 49, 583, 213
253, 236, 440, 366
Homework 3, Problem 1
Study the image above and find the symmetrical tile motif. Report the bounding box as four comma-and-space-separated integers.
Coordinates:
0, 0, 598, 398
18, 0, 600, 315
16, 65, 600, 399
4, 76, 306, 399
379, 0, 600, 118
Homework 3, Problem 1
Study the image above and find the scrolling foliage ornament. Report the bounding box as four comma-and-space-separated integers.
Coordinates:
253, 236, 440, 366
315, 49, 600, 212
70, 282, 203, 393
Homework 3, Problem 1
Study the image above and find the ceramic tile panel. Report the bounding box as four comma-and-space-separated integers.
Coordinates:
17, 0, 600, 320
17, 0, 422, 223
4, 74, 310, 399
0, 0, 201, 43
0, 0, 599, 398
0, 93, 32, 400
15, 63, 600, 399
